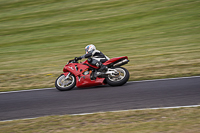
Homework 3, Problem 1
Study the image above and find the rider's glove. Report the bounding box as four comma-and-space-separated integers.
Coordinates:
74, 57, 78, 61
77, 57, 82, 60
74, 57, 82, 61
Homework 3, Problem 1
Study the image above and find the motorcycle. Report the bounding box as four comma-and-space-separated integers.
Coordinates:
55, 56, 130, 91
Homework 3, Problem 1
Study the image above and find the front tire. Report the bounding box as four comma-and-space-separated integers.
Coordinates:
106, 67, 129, 86
55, 74, 76, 91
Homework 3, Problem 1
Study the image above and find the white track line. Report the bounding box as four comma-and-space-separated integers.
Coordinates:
1, 104, 200, 122
71, 105, 200, 116
1, 76, 200, 94
0, 87, 54, 94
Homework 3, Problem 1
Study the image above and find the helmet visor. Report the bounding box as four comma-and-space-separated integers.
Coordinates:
85, 46, 89, 54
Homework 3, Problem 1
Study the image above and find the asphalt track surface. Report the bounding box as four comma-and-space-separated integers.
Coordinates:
0, 76, 200, 121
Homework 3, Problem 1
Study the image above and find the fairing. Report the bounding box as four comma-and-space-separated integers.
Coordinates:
63, 62, 105, 88
103, 56, 128, 65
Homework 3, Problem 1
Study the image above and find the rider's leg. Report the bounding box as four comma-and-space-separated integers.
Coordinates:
88, 58, 107, 72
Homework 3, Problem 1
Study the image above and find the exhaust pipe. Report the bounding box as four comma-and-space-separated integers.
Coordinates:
113, 59, 129, 67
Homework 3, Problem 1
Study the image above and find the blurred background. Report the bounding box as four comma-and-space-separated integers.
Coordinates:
0, 0, 199, 91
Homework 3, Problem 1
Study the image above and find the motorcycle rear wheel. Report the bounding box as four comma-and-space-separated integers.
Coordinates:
106, 67, 129, 86
55, 74, 76, 91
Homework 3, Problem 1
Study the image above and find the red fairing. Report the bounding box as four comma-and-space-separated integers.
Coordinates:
76, 76, 105, 88
103, 56, 128, 65
62, 61, 105, 88
63, 63, 88, 76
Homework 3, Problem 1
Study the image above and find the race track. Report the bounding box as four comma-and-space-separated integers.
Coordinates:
0, 76, 200, 121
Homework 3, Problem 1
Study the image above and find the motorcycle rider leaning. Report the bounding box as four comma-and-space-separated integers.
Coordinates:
75, 44, 109, 72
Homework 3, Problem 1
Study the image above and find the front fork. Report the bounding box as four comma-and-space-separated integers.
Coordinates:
64, 72, 71, 80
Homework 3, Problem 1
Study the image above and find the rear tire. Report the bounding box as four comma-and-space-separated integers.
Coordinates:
106, 67, 129, 86
55, 74, 76, 91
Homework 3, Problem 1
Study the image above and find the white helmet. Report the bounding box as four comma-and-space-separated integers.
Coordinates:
85, 44, 96, 54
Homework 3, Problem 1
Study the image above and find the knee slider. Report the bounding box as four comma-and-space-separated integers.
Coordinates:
95, 61, 102, 67
96, 62, 100, 67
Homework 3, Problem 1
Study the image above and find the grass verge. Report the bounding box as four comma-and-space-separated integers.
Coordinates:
0, 107, 200, 133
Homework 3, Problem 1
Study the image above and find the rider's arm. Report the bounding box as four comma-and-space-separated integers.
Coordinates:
78, 52, 92, 60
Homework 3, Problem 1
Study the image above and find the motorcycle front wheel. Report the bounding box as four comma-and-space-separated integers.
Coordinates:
55, 74, 76, 91
106, 67, 129, 86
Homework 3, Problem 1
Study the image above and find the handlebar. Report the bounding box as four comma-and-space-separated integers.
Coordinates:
67, 57, 82, 64
68, 59, 78, 64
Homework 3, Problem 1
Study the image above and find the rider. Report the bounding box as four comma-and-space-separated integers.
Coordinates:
76, 44, 109, 72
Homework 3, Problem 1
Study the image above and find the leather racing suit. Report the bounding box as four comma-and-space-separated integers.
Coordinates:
78, 50, 109, 71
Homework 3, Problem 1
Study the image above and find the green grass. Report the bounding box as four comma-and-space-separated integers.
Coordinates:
0, 0, 200, 91
0, 107, 200, 133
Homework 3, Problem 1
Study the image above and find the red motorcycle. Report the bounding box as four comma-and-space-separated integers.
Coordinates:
55, 56, 129, 91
